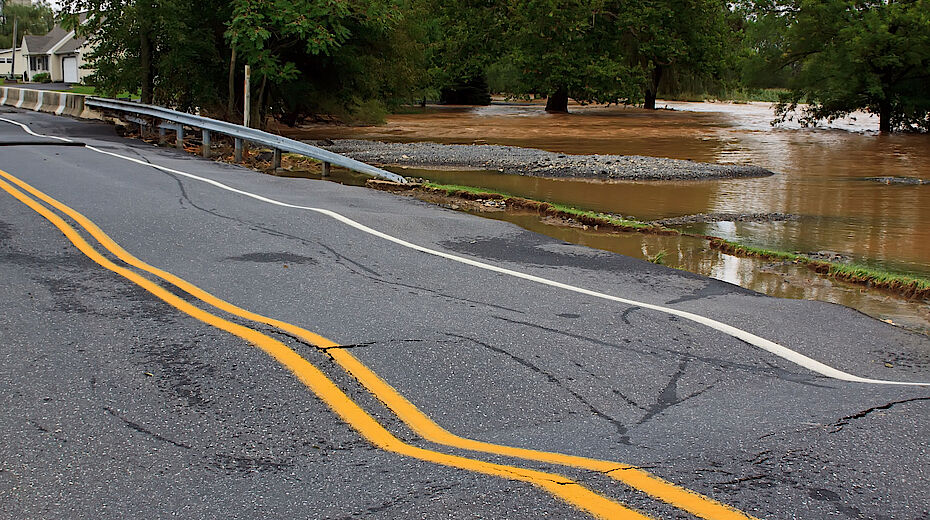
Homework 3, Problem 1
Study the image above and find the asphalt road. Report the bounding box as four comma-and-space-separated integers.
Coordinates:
1, 107, 929, 520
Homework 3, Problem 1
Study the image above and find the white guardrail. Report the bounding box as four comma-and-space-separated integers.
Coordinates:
0, 85, 406, 183
85, 97, 407, 182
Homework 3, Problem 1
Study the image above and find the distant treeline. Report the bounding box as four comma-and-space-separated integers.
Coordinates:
25, 0, 930, 131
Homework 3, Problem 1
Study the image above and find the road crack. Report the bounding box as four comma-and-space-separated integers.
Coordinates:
830, 396, 930, 432
448, 333, 632, 445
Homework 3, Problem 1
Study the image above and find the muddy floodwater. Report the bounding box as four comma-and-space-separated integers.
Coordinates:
282, 101, 930, 332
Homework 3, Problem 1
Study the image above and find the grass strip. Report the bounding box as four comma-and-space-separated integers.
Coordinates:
709, 238, 930, 299
420, 181, 678, 234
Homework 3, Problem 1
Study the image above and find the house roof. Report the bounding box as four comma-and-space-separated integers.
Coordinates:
54, 36, 86, 55
22, 26, 70, 54
21, 13, 90, 55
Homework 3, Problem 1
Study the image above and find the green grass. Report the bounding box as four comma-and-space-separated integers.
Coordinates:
60, 85, 97, 95
425, 182, 509, 197
422, 181, 672, 232
709, 238, 930, 298
56, 86, 140, 98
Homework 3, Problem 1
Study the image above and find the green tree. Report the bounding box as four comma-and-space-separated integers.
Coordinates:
424, 0, 503, 104
0, 1, 54, 50
504, 0, 642, 112
626, 0, 733, 109
226, 0, 427, 124
775, 0, 930, 133
63, 0, 426, 123
64, 0, 228, 107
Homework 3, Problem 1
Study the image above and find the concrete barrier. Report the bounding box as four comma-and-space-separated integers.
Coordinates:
0, 86, 100, 119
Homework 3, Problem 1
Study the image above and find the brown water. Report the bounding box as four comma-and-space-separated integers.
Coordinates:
283, 101, 930, 331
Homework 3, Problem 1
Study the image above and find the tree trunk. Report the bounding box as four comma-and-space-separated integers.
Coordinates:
139, 31, 153, 104
227, 47, 237, 120
545, 87, 568, 113
644, 66, 664, 110
879, 100, 892, 133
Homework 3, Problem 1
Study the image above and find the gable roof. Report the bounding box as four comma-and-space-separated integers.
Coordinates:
22, 25, 70, 54
54, 36, 86, 55
21, 13, 90, 55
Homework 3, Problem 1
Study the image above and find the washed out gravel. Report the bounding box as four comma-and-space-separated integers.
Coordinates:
316, 139, 775, 181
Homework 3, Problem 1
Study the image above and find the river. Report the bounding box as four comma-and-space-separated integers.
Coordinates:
280, 101, 930, 331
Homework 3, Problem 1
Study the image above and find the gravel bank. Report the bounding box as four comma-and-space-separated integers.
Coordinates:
317, 139, 775, 181
650, 212, 799, 226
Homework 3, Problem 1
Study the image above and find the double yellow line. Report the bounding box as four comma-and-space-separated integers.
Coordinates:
0, 168, 758, 520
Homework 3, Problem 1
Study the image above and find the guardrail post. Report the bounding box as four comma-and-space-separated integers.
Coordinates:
158, 127, 166, 145
234, 138, 243, 162
322, 161, 331, 177
273, 149, 281, 170
202, 129, 211, 158
176, 126, 184, 150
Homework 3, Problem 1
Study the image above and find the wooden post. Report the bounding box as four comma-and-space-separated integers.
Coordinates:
243, 65, 251, 128
10, 16, 17, 78
234, 138, 243, 162
322, 161, 331, 177
202, 129, 211, 158
272, 149, 281, 170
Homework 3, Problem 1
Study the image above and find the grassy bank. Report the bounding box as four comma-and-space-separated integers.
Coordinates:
709, 238, 930, 299
372, 179, 930, 301
421, 182, 676, 234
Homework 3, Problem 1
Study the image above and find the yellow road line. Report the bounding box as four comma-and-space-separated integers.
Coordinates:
0, 171, 651, 520
0, 168, 758, 520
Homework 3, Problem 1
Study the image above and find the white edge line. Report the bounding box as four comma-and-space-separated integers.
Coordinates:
1, 115, 927, 387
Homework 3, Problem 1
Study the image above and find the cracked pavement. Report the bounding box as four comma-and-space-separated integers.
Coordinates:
1, 109, 929, 519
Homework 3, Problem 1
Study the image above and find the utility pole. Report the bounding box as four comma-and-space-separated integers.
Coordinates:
10, 14, 17, 79
243, 64, 251, 128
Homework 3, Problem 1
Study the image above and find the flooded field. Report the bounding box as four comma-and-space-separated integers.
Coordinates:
281, 101, 930, 331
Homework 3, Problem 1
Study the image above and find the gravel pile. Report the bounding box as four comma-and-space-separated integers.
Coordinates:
651, 212, 799, 226
863, 177, 927, 185
317, 139, 775, 181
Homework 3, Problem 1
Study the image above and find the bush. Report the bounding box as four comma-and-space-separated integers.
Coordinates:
32, 72, 51, 83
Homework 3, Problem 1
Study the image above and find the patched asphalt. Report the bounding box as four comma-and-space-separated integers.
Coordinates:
1, 108, 929, 519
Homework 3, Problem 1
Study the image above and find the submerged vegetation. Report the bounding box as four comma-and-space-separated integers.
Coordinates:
709, 239, 930, 300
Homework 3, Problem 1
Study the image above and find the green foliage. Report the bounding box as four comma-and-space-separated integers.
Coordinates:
32, 71, 50, 82
63, 0, 230, 109
771, 0, 930, 132
431, 0, 735, 110
63, 0, 427, 123
647, 249, 668, 264
502, 0, 643, 109
0, 2, 54, 49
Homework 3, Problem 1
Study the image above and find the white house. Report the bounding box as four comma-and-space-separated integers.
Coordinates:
0, 46, 28, 77
21, 14, 94, 83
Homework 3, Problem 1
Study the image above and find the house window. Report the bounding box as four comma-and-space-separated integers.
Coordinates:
29, 56, 48, 71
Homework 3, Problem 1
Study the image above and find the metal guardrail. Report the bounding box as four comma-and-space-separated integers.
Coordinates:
84, 97, 407, 183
